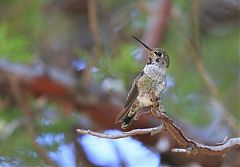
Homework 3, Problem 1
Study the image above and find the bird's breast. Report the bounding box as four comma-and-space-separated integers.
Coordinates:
136, 74, 155, 106
137, 94, 152, 107
137, 74, 155, 94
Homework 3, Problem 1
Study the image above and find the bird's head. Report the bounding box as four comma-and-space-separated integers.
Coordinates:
132, 36, 169, 68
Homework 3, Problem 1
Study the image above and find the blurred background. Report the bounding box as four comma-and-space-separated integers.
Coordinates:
0, 0, 239, 166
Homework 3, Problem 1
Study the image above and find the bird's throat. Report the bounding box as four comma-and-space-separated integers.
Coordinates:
143, 64, 166, 80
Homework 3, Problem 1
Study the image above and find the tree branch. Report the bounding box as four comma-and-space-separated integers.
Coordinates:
172, 138, 240, 154
76, 111, 240, 155
155, 112, 240, 155
76, 125, 164, 139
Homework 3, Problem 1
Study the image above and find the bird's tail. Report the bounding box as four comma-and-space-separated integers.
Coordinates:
116, 100, 142, 129
121, 112, 137, 129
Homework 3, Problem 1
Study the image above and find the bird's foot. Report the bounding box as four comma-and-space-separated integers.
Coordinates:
134, 110, 151, 120
150, 96, 160, 102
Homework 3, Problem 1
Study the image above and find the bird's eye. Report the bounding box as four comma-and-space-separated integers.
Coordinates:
156, 58, 160, 62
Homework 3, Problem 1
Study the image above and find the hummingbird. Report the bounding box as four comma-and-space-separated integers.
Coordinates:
115, 36, 170, 129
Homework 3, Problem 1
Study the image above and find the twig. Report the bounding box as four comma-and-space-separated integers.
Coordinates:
171, 148, 189, 153
88, 0, 101, 46
8, 76, 58, 167
189, 1, 239, 135
0, 118, 25, 140
192, 1, 201, 56
83, 0, 101, 85
191, 1, 218, 98
76, 125, 164, 139
27, 122, 59, 167
172, 138, 240, 154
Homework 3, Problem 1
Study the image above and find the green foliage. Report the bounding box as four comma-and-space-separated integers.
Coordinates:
0, 101, 78, 166
98, 0, 121, 9
0, 104, 22, 122
174, 0, 193, 11
0, 128, 37, 166
97, 44, 143, 85
76, 49, 91, 62
160, 10, 239, 126
0, 0, 46, 63
201, 30, 240, 118
0, 25, 33, 63
77, 45, 142, 86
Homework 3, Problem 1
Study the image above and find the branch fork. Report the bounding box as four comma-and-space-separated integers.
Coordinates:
76, 92, 240, 155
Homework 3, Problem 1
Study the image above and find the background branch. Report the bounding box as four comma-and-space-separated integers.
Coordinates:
72, 134, 95, 167
8, 76, 58, 167
188, 1, 239, 135
83, 0, 101, 85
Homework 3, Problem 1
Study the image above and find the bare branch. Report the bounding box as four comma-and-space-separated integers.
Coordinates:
76, 125, 164, 139
195, 138, 240, 153
76, 110, 240, 155
172, 138, 240, 154
148, 111, 240, 155
171, 148, 189, 153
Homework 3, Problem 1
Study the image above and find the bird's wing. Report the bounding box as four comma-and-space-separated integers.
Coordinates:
115, 71, 144, 123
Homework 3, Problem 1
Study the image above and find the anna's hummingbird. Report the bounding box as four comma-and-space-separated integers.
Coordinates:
116, 36, 170, 129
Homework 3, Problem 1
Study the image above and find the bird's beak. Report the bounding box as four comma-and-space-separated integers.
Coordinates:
132, 36, 153, 51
